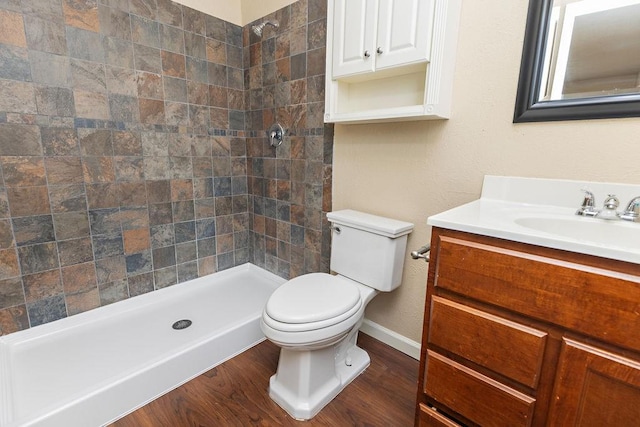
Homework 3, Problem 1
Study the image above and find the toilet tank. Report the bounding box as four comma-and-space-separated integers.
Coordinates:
327, 210, 414, 292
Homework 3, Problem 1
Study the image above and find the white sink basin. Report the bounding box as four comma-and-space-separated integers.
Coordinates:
514, 216, 639, 248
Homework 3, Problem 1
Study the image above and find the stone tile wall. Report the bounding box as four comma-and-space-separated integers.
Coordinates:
0, 0, 333, 335
245, 0, 333, 279
0, 0, 250, 334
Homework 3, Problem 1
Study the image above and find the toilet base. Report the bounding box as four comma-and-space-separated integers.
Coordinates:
268, 343, 370, 420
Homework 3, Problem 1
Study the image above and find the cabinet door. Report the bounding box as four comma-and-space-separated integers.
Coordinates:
375, 0, 434, 70
549, 339, 640, 426
331, 0, 377, 78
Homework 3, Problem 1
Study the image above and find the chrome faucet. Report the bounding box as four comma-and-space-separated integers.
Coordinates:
576, 189, 599, 217
620, 196, 640, 222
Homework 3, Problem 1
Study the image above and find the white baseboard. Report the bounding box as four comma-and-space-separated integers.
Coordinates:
359, 318, 421, 360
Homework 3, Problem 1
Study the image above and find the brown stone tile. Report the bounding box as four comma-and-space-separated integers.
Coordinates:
79, 129, 113, 156
138, 98, 165, 124
209, 107, 228, 128
144, 156, 170, 180
49, 184, 87, 213
113, 131, 142, 156
114, 157, 144, 182
12, 215, 55, 246
81, 156, 115, 184
58, 237, 93, 267
0, 248, 19, 279
17, 242, 59, 275
208, 85, 228, 108
170, 179, 193, 201
118, 181, 147, 207
95, 255, 126, 284
163, 76, 187, 102
119, 207, 149, 230
187, 81, 208, 105
44, 157, 84, 185
7, 186, 50, 216
23, 270, 62, 303
99, 278, 129, 305
70, 58, 106, 92
41, 128, 79, 156
0, 219, 13, 249
146, 179, 171, 203
63, 0, 99, 32
194, 198, 215, 219
136, 71, 163, 99
216, 233, 233, 254
85, 182, 119, 209
53, 211, 90, 240
62, 261, 97, 294
0, 80, 36, 114
0, 276, 23, 309
161, 50, 185, 78
307, 47, 325, 77
65, 287, 100, 315
1, 157, 46, 187
197, 256, 216, 276
0, 10, 26, 47
206, 39, 226, 63
74, 90, 110, 119
0, 124, 42, 156
123, 228, 150, 254
0, 305, 29, 335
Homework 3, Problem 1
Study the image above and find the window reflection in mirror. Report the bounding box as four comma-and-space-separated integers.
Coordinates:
539, 0, 640, 102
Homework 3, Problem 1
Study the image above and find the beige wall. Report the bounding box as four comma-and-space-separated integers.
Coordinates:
241, 0, 298, 24
172, 0, 297, 25
333, 0, 640, 343
173, 0, 242, 25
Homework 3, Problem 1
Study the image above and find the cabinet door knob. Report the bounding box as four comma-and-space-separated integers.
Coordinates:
376, 47, 383, 54
363, 50, 370, 58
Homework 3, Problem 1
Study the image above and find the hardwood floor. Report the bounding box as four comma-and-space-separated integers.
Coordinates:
111, 333, 419, 426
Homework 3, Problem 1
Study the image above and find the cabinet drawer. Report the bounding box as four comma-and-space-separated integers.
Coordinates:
417, 403, 461, 427
429, 296, 547, 388
434, 235, 640, 352
425, 351, 536, 427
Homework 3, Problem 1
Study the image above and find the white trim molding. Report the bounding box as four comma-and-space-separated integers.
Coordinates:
360, 318, 421, 360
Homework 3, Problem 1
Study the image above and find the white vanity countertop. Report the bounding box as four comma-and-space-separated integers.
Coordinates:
427, 176, 640, 264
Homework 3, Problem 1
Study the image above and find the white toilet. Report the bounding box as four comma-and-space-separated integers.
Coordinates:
260, 209, 414, 420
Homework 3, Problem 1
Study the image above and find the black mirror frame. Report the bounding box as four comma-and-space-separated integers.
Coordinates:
513, 0, 640, 123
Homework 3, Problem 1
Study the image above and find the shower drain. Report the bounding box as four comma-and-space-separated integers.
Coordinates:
172, 319, 192, 330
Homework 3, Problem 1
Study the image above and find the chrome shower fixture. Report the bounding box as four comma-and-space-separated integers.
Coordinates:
251, 19, 279, 37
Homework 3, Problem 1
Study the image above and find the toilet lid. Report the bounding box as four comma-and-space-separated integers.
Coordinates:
265, 273, 362, 324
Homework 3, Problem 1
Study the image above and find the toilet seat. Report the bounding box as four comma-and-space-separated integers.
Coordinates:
263, 273, 362, 333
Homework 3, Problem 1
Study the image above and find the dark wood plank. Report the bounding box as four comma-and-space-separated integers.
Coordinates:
111, 333, 418, 426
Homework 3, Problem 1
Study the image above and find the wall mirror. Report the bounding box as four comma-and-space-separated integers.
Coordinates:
514, 0, 640, 122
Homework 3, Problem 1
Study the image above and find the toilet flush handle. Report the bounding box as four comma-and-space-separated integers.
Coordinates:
411, 244, 431, 262
330, 225, 341, 234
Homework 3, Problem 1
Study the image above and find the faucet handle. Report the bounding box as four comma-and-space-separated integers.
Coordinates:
603, 194, 619, 210
576, 189, 598, 216
620, 196, 640, 222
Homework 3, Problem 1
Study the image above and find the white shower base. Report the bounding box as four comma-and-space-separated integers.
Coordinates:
0, 263, 284, 427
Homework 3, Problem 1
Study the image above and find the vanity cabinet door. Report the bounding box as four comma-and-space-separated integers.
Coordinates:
548, 339, 640, 426
331, 0, 377, 78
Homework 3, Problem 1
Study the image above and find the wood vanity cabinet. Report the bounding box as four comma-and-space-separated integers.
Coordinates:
415, 228, 640, 427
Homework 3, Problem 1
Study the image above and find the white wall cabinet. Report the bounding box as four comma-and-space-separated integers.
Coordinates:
332, 0, 433, 79
325, 0, 462, 124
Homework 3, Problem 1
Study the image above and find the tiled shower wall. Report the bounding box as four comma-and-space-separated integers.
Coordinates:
0, 0, 332, 335
245, 0, 332, 279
